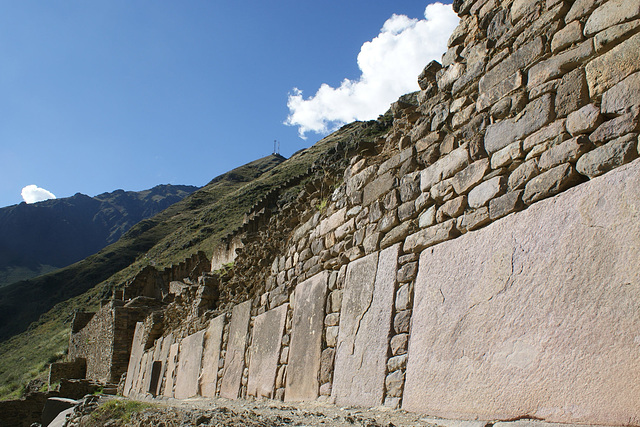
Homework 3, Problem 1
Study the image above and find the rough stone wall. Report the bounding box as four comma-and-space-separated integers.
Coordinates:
118, 0, 640, 424
68, 300, 152, 383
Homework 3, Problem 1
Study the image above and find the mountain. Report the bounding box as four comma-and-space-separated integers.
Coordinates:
0, 119, 389, 399
0, 185, 199, 288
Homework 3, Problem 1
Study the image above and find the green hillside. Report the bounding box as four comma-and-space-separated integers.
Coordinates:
0, 118, 390, 400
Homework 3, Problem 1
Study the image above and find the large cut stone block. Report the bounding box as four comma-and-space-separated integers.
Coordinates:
133, 352, 150, 396
200, 315, 225, 398
219, 300, 252, 399
155, 333, 174, 396
123, 322, 145, 397
332, 244, 399, 407
174, 330, 205, 399
285, 271, 329, 402
163, 342, 179, 398
247, 304, 288, 398
403, 159, 640, 425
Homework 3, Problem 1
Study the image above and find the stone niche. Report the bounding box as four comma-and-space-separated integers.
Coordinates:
403, 159, 640, 426
332, 243, 399, 407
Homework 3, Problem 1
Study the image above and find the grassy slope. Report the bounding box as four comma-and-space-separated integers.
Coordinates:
0, 121, 379, 400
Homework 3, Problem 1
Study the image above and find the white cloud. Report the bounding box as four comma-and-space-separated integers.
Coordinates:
285, 2, 459, 139
21, 185, 56, 203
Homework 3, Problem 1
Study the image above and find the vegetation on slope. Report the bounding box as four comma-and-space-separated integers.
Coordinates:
0, 118, 391, 400
0, 185, 199, 288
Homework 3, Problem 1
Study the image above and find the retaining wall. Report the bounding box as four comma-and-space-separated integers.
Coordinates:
122, 0, 640, 424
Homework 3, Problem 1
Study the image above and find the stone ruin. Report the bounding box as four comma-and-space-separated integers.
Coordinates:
62, 0, 640, 425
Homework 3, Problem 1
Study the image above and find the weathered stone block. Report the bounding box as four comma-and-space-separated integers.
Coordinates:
436, 196, 466, 222
319, 347, 335, 385
551, 21, 583, 53
396, 283, 412, 311
566, 0, 599, 22
363, 173, 396, 206
468, 176, 506, 209
385, 370, 405, 398
394, 310, 411, 334
479, 37, 544, 96
418, 205, 436, 229
404, 219, 457, 253
285, 271, 328, 402
589, 108, 639, 145
380, 221, 417, 250
451, 159, 490, 195
555, 67, 588, 118
219, 300, 252, 399
174, 330, 205, 399
460, 207, 490, 231
430, 179, 454, 203
601, 71, 640, 115
484, 94, 554, 154
527, 40, 594, 89
390, 333, 408, 356
387, 354, 408, 373
586, 32, 640, 96
162, 342, 179, 398
538, 136, 592, 171
397, 201, 417, 222
577, 133, 639, 178
200, 315, 224, 398
566, 104, 602, 136
491, 141, 522, 170
594, 19, 640, 53
317, 207, 346, 237
584, 0, 640, 36
123, 322, 145, 397
477, 71, 524, 112
523, 119, 567, 152
404, 159, 640, 425
332, 244, 399, 407
247, 304, 287, 398
488, 190, 524, 220
522, 163, 582, 205
421, 145, 470, 191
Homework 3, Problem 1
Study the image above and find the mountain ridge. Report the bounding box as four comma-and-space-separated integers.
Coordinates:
0, 184, 199, 288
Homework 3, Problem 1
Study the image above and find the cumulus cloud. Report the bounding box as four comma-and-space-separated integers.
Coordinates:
21, 185, 56, 203
285, 2, 459, 139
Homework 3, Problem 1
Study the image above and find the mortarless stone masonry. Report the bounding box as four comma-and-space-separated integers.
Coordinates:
66, 0, 640, 424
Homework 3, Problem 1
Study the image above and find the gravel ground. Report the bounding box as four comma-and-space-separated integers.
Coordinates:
64, 395, 452, 427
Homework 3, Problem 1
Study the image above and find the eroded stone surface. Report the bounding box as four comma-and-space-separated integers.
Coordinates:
332, 244, 399, 407
123, 322, 145, 397
403, 159, 640, 425
247, 304, 287, 399
220, 300, 252, 399
163, 342, 179, 398
174, 330, 205, 399
200, 315, 225, 398
285, 271, 329, 402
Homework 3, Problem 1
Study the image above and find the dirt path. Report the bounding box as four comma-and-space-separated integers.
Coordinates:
65, 394, 451, 426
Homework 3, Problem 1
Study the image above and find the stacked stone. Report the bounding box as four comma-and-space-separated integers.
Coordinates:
109, 1, 640, 423
319, 269, 342, 398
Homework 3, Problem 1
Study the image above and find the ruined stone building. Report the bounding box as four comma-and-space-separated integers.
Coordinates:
64, 0, 640, 425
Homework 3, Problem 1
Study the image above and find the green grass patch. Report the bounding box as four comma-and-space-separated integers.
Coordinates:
91, 399, 154, 423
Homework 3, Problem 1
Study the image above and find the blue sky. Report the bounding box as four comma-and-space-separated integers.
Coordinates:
1, 1, 457, 208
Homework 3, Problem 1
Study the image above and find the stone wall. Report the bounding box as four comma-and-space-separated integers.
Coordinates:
118, 0, 640, 424
68, 300, 153, 383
